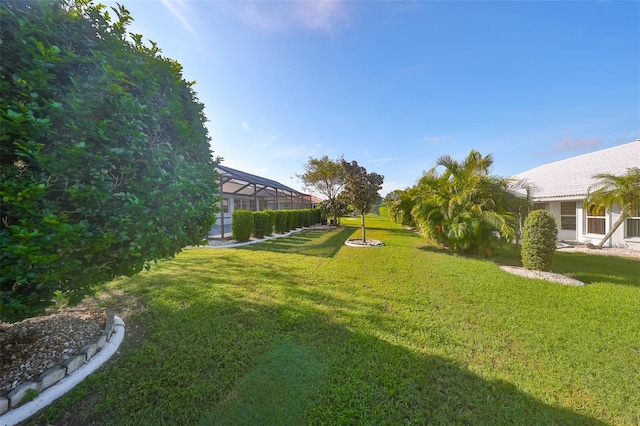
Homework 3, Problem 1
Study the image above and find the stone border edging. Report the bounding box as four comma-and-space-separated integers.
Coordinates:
0, 313, 125, 426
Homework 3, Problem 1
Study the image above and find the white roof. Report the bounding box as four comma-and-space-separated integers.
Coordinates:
512, 140, 640, 201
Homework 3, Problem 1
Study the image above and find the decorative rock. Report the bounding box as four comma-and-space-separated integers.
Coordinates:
7, 381, 39, 408
0, 396, 8, 415
80, 343, 98, 360
104, 310, 115, 339
62, 355, 86, 374
93, 334, 108, 349
38, 367, 66, 390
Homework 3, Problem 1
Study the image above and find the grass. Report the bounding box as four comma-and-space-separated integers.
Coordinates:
37, 215, 639, 425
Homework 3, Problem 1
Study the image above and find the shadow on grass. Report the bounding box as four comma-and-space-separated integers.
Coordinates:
40, 292, 607, 426
237, 226, 355, 258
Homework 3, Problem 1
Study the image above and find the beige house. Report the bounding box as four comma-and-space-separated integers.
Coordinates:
513, 140, 640, 251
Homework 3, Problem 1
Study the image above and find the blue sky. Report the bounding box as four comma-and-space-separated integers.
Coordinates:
105, 0, 639, 196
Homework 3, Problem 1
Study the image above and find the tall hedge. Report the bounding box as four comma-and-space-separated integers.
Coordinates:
263, 210, 276, 236
274, 211, 287, 234
0, 1, 219, 321
252, 211, 270, 239
232, 211, 254, 242
286, 210, 295, 232
521, 210, 558, 271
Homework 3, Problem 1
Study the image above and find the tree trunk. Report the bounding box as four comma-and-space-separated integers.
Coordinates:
596, 212, 626, 249
361, 214, 367, 242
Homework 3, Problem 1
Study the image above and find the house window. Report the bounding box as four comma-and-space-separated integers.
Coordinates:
221, 197, 229, 213
533, 203, 546, 211
586, 205, 605, 234
627, 204, 640, 237
627, 218, 640, 237
560, 202, 576, 230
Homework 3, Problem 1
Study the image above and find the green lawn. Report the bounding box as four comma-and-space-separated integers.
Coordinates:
40, 215, 639, 425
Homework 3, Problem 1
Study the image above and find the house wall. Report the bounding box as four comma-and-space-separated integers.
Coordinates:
545, 201, 640, 251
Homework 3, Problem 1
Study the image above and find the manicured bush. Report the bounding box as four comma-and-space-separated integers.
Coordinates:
264, 210, 276, 236
232, 211, 254, 242
275, 211, 288, 234
521, 210, 558, 271
286, 211, 295, 232
0, 1, 219, 321
292, 210, 301, 229
252, 211, 270, 239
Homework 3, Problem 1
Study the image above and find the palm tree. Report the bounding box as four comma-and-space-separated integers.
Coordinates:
388, 187, 418, 227
583, 167, 640, 249
412, 150, 518, 254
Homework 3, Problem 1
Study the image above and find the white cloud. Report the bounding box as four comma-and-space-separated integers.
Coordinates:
160, 0, 195, 35
271, 145, 312, 159
551, 136, 602, 153
369, 157, 397, 164
532, 136, 603, 157
422, 135, 452, 144
235, 0, 350, 33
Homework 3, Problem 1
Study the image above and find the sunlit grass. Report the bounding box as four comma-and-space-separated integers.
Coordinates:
39, 215, 639, 425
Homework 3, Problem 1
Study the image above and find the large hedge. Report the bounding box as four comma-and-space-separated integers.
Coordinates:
274, 211, 287, 234
232, 211, 254, 242
521, 210, 558, 271
0, 1, 219, 321
252, 211, 270, 239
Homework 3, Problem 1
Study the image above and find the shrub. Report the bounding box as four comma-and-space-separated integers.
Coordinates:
303, 210, 310, 227
285, 211, 295, 232
521, 210, 558, 271
252, 211, 270, 239
292, 210, 300, 229
232, 211, 254, 242
275, 211, 287, 234
264, 210, 276, 236
0, 1, 219, 321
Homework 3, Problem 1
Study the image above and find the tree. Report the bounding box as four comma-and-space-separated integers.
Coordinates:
387, 187, 418, 227
411, 150, 518, 255
340, 160, 384, 242
298, 156, 345, 224
583, 167, 640, 249
1, 0, 219, 321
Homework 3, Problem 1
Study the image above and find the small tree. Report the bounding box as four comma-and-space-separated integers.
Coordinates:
583, 167, 640, 249
340, 160, 384, 242
521, 210, 558, 271
298, 156, 346, 225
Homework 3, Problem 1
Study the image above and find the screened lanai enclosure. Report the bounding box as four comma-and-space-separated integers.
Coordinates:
212, 164, 313, 237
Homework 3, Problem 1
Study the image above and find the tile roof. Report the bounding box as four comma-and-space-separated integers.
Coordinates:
512, 140, 639, 200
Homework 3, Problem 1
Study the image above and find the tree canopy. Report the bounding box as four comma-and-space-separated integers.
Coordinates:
396, 150, 519, 254
340, 160, 384, 242
1, 0, 219, 321
298, 155, 346, 223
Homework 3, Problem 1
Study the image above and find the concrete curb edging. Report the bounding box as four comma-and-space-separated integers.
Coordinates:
200, 226, 332, 249
0, 315, 125, 426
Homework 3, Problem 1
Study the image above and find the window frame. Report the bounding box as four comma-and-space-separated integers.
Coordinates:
585, 204, 606, 235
